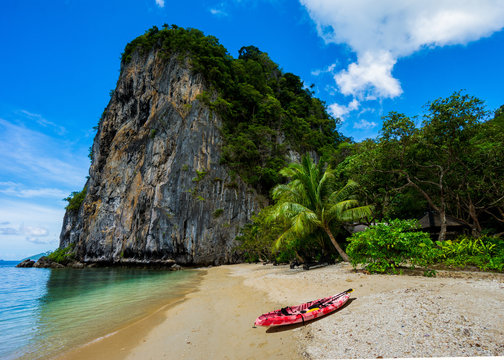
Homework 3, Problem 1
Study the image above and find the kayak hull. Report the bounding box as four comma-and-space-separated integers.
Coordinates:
254, 289, 352, 327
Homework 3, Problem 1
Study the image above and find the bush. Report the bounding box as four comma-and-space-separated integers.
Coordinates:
346, 219, 436, 274
47, 245, 75, 265
436, 235, 504, 271
64, 186, 87, 211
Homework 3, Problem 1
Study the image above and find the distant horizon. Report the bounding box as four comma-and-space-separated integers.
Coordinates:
1, 0, 504, 259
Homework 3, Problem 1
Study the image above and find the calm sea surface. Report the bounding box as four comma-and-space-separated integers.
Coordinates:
0, 261, 201, 360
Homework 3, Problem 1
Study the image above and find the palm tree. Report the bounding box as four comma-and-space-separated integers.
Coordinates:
270, 155, 373, 262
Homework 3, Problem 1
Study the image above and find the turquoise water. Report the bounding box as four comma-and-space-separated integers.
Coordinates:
0, 261, 201, 360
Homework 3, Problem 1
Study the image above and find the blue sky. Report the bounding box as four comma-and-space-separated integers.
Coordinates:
1, 0, 503, 259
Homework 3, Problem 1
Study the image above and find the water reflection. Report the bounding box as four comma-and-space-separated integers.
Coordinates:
5, 267, 200, 360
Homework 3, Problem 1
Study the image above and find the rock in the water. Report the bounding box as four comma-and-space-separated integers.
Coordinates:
69, 261, 85, 269
16, 259, 35, 268
33, 256, 64, 268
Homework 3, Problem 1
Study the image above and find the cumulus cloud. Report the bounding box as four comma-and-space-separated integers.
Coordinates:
22, 225, 50, 237
155, 0, 165, 8
328, 99, 359, 120
300, 0, 504, 99
353, 119, 378, 130
0, 224, 49, 237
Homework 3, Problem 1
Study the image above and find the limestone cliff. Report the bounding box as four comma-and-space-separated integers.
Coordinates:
59, 49, 266, 266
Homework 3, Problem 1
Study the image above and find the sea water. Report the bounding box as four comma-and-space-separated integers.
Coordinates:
0, 261, 201, 360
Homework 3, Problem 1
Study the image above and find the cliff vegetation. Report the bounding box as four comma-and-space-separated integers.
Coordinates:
122, 25, 342, 193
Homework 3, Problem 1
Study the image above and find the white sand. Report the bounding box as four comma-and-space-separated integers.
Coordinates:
60, 263, 504, 360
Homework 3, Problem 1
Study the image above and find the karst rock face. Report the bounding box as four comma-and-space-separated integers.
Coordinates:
59, 50, 264, 266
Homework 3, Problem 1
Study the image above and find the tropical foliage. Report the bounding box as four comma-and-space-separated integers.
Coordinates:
268, 155, 373, 261
64, 186, 87, 211
337, 91, 504, 240
435, 235, 504, 271
47, 245, 75, 265
346, 219, 437, 274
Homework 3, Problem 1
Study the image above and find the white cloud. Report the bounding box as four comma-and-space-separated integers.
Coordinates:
209, 3, 228, 17
300, 0, 504, 99
0, 200, 63, 258
0, 227, 18, 235
0, 182, 68, 199
353, 119, 377, 129
155, 0, 165, 8
0, 224, 49, 237
334, 51, 401, 99
311, 63, 337, 76
26, 237, 56, 245
22, 225, 50, 237
0, 119, 88, 188
328, 99, 359, 120
20, 110, 67, 135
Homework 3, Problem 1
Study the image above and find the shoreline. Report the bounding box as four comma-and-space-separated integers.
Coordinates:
58, 263, 504, 359
55, 269, 207, 360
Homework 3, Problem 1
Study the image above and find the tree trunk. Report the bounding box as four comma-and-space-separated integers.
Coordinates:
468, 198, 482, 237
438, 170, 447, 242
438, 208, 447, 241
324, 226, 350, 262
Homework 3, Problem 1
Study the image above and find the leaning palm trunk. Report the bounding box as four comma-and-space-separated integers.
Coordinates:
324, 226, 350, 262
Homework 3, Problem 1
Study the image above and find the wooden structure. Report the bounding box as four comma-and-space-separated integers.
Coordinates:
418, 211, 466, 239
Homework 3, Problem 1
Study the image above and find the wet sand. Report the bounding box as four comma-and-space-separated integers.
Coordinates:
59, 263, 504, 359
59, 265, 302, 360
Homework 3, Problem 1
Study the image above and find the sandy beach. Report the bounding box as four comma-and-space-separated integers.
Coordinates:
60, 263, 504, 359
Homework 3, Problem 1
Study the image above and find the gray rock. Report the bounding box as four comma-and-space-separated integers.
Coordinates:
69, 261, 85, 269
33, 256, 64, 268
49, 262, 65, 269
59, 49, 265, 266
16, 259, 35, 268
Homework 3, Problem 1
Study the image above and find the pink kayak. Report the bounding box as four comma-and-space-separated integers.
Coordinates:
254, 289, 353, 327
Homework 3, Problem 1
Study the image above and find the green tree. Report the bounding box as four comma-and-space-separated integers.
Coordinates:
269, 155, 373, 261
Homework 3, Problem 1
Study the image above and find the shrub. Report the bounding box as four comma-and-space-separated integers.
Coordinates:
47, 245, 75, 265
212, 208, 224, 218
436, 235, 504, 271
346, 219, 436, 274
64, 186, 87, 211
192, 169, 208, 182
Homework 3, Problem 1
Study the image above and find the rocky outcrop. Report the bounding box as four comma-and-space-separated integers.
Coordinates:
16, 259, 35, 268
59, 49, 265, 266
32, 256, 65, 268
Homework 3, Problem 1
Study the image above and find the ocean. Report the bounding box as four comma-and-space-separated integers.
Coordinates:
0, 261, 201, 360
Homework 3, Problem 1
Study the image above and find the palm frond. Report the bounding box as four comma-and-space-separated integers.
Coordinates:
328, 179, 360, 204
324, 199, 360, 222
339, 205, 374, 222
